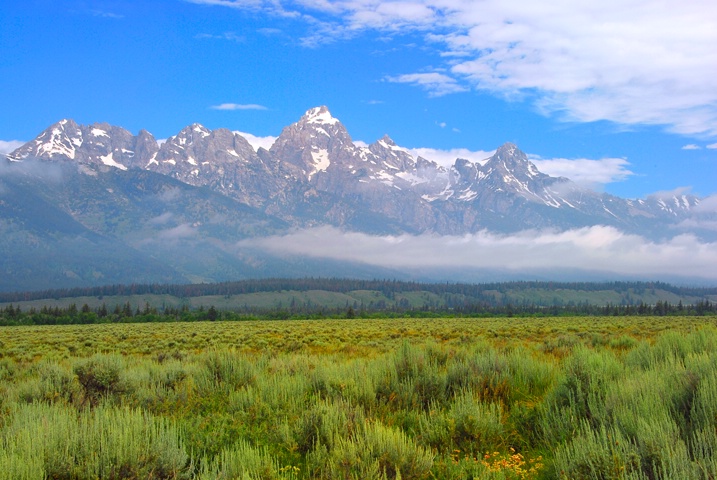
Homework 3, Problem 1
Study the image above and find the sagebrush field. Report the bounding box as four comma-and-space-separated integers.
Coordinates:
1, 316, 716, 479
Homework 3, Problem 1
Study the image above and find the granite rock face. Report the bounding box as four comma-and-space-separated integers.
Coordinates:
9, 106, 704, 237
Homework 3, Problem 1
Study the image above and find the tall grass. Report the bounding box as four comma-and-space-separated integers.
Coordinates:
0, 317, 716, 478
0, 403, 189, 479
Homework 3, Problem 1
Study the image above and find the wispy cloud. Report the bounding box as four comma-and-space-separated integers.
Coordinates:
210, 103, 268, 110
156, 223, 197, 241
88, 9, 124, 19
682, 144, 701, 150
186, 0, 263, 8
694, 195, 717, 213
0, 140, 25, 155
403, 145, 633, 186
237, 225, 717, 281
707, 143, 717, 150
190, 0, 717, 137
386, 72, 468, 97
234, 131, 277, 151
257, 27, 283, 36
195, 32, 245, 42
646, 186, 693, 200
530, 157, 634, 186
407, 147, 493, 167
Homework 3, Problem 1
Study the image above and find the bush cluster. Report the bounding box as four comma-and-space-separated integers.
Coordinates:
1, 317, 717, 478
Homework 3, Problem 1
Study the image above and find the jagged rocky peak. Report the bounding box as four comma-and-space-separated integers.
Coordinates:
152, 123, 262, 175
377, 134, 396, 146
302, 106, 339, 125
9, 119, 147, 171
10, 119, 83, 160
293, 106, 352, 142
133, 129, 159, 164
169, 123, 211, 144
273, 106, 349, 143
269, 106, 357, 178
490, 142, 528, 165
450, 158, 479, 183
485, 142, 542, 178
368, 134, 418, 171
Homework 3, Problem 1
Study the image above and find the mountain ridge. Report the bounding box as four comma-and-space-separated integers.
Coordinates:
8, 106, 702, 237
2, 106, 713, 290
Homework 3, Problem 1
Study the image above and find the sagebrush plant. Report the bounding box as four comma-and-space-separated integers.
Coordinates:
0, 317, 717, 478
73, 354, 129, 406
0, 403, 189, 479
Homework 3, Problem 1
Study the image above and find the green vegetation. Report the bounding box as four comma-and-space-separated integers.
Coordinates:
1, 279, 716, 327
1, 316, 717, 478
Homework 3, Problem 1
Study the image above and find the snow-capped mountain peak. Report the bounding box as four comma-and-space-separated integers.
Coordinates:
9, 111, 709, 239
8, 119, 146, 171
303, 106, 339, 126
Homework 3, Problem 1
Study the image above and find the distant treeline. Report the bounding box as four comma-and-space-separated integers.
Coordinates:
2, 277, 716, 303
1, 297, 715, 327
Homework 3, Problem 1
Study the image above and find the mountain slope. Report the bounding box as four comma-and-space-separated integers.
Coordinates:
9, 106, 703, 238
3, 106, 712, 290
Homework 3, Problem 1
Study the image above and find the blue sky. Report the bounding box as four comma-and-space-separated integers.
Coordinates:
1, 0, 716, 199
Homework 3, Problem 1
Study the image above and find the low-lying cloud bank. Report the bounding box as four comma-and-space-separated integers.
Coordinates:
238, 225, 717, 281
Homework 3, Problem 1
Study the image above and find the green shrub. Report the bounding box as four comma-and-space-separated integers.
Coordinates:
294, 399, 365, 455
199, 440, 286, 480
319, 420, 433, 479
73, 354, 128, 406
196, 349, 257, 393
546, 347, 622, 429
553, 423, 643, 480
0, 403, 189, 479
16, 361, 79, 406
690, 369, 717, 434
419, 390, 504, 456
387, 341, 447, 410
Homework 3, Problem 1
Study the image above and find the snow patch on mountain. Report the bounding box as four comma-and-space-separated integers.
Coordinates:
99, 152, 127, 170
309, 149, 330, 177
305, 106, 339, 125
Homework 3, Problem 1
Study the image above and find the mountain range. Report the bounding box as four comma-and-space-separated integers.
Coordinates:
1, 106, 711, 291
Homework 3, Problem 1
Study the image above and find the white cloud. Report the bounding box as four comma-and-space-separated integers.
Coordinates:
385, 72, 468, 97
405, 146, 632, 186
186, 0, 264, 8
192, 0, 717, 136
407, 147, 493, 167
647, 186, 693, 200
694, 195, 717, 214
674, 218, 717, 232
237, 225, 717, 281
148, 212, 174, 226
682, 144, 701, 150
707, 143, 717, 150
234, 131, 277, 151
0, 158, 64, 183
88, 9, 124, 19
156, 223, 197, 240
530, 157, 634, 186
0, 140, 25, 155
196, 32, 245, 42
211, 103, 268, 110
258, 27, 283, 35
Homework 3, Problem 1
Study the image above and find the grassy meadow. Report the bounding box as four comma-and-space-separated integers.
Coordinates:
2, 315, 717, 479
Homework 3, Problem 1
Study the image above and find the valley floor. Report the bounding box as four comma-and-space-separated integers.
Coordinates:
1, 316, 716, 479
